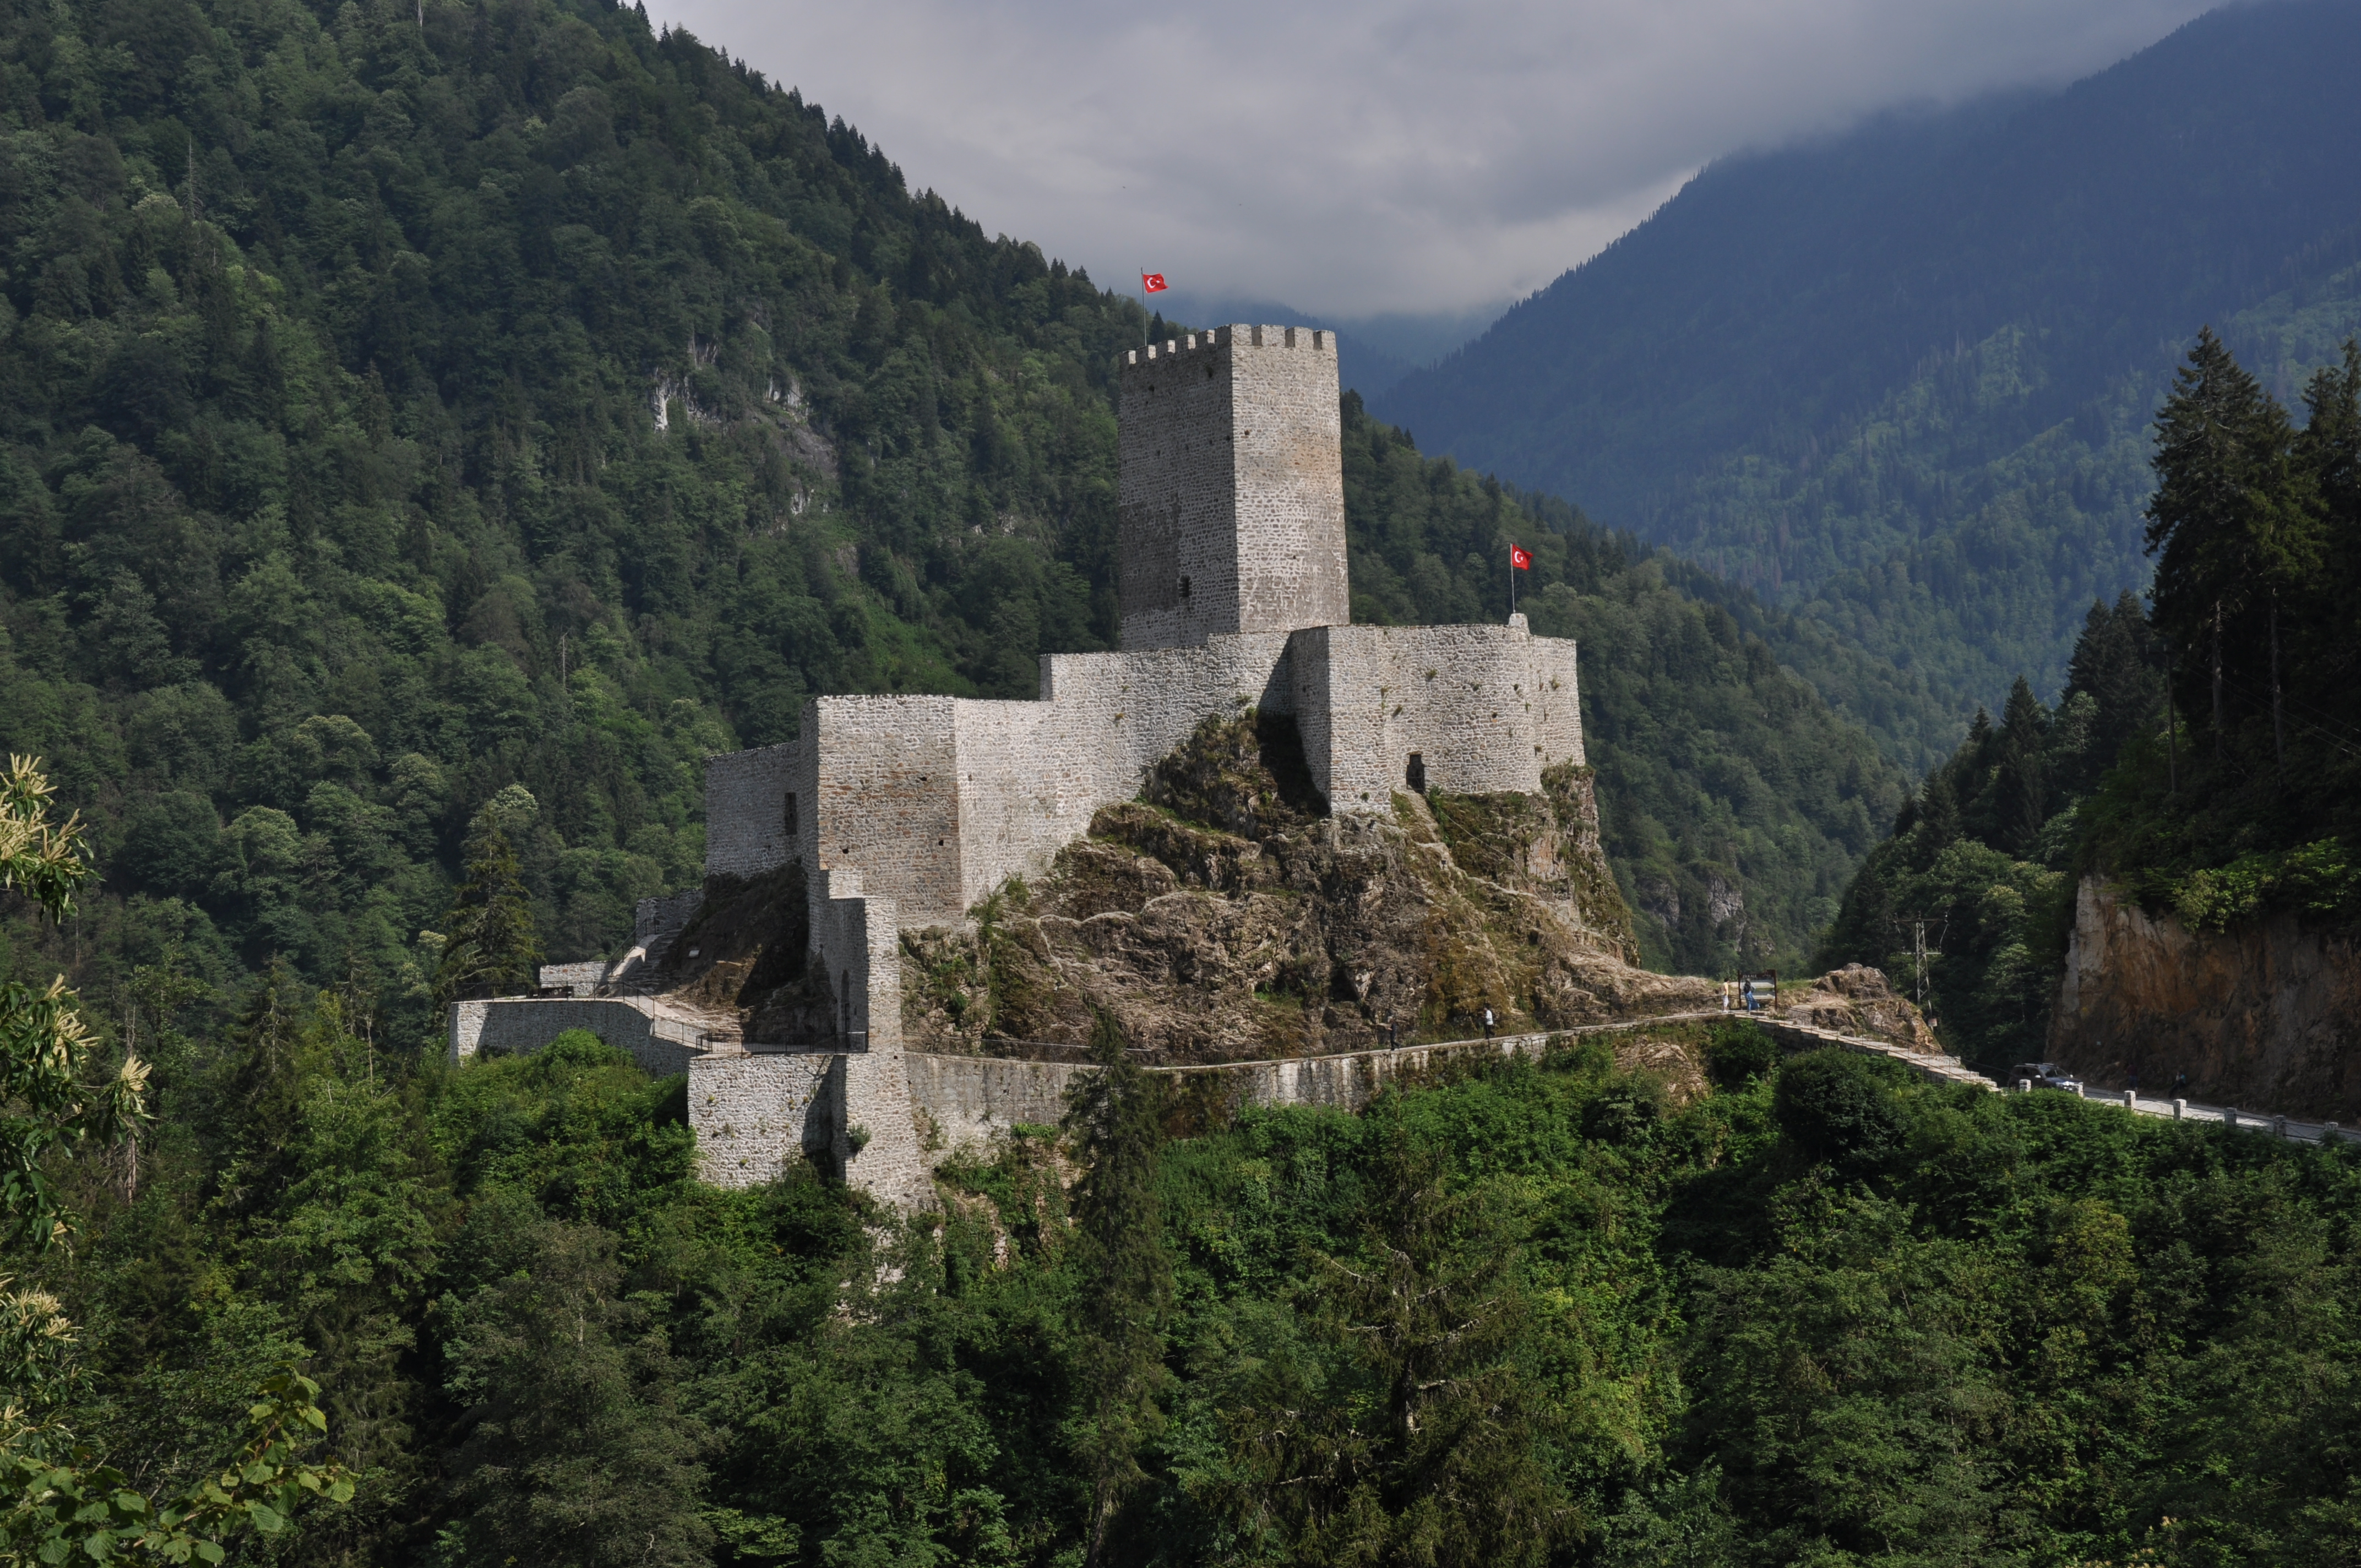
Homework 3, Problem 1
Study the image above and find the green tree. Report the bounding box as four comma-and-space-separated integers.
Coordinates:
442, 1216, 713, 1567
0, 756, 351, 1561
434, 799, 544, 1008
1062, 1009, 1172, 1567
0, 755, 147, 1250
1989, 677, 2049, 858
1226, 1134, 1566, 1567
2144, 327, 2315, 764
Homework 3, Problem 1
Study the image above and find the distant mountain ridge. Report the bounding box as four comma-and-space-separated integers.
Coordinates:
1377, 0, 2361, 718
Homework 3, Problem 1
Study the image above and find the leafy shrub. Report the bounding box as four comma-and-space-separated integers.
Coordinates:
1773, 1050, 1913, 1172
1704, 1020, 1778, 1089
1582, 1078, 1665, 1146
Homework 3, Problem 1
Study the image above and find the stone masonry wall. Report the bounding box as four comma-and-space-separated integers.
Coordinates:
1117, 326, 1347, 650
448, 996, 705, 1077
905, 1053, 1078, 1158
692, 1049, 834, 1185
1230, 328, 1349, 639
947, 633, 1296, 908
1291, 619, 1586, 809
806, 696, 961, 925
705, 743, 802, 879
809, 866, 902, 1050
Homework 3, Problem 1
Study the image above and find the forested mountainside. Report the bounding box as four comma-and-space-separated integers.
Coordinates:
1821, 332, 2361, 1084
4, 7, 2359, 1565
1378, 0, 2361, 722
0, 0, 1917, 1040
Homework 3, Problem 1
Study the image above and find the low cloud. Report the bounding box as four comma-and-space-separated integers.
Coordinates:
656, 0, 2217, 316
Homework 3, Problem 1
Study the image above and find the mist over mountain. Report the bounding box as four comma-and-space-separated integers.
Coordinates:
1377, 0, 2361, 717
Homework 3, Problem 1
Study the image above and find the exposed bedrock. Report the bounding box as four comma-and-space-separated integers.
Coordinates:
896, 711, 1710, 1061
2052, 876, 2361, 1120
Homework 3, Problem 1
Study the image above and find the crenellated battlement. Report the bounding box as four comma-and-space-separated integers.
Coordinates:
1115, 324, 1334, 373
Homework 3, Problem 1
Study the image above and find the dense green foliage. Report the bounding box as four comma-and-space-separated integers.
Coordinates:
23, 989, 2361, 1566
1822, 331, 2361, 1072
1380, 0, 2361, 726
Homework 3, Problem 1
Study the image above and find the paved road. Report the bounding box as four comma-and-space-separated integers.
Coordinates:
2034, 1085, 2352, 1144
1762, 1017, 2352, 1144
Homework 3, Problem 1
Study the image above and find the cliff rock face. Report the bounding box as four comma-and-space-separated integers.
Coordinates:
2052, 875, 2361, 1119
899, 712, 1710, 1061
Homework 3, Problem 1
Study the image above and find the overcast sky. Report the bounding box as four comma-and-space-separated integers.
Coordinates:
652, 0, 2222, 320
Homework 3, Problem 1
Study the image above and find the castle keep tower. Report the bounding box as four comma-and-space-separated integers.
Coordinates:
1116, 326, 1350, 650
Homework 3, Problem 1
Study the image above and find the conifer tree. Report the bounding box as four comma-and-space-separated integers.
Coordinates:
1228, 1133, 1565, 1566
434, 796, 543, 1008
2295, 339, 2361, 716
2060, 591, 2163, 781
1060, 1008, 1171, 1567
1992, 677, 2049, 858
2144, 328, 2314, 765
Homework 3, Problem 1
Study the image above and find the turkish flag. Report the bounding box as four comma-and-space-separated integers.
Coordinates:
1510, 544, 1532, 570
1141, 272, 1168, 293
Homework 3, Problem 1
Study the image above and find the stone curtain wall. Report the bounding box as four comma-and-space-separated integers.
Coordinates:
705, 743, 802, 878
904, 1053, 1079, 1153
695, 619, 1583, 985
1292, 620, 1587, 808
954, 633, 1297, 905
448, 996, 708, 1077
806, 698, 962, 925
809, 865, 904, 1049
1117, 326, 1349, 651
692, 1050, 835, 1185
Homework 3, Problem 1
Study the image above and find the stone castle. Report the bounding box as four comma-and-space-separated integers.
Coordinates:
453, 325, 1593, 1207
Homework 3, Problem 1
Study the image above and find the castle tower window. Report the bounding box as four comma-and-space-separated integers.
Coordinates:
783, 792, 798, 838
1406, 753, 1426, 793
1179, 575, 1191, 600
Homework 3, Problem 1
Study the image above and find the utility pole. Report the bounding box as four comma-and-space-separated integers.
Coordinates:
1891, 912, 1948, 1019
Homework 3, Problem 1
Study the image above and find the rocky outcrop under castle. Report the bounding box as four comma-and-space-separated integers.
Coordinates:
2051, 875, 2361, 1120
895, 711, 1708, 1061
595, 714, 1934, 1069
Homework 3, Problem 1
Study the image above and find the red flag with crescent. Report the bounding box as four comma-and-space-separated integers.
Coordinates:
1510, 544, 1532, 570
1141, 272, 1168, 293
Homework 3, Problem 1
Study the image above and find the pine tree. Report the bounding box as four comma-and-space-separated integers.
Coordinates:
434, 818, 542, 1008
2144, 328, 2310, 765
2294, 339, 2361, 733
1992, 677, 2049, 858
1060, 1009, 1171, 1567
2060, 591, 2163, 781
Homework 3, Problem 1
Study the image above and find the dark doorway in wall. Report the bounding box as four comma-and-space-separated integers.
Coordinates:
1406, 753, 1426, 793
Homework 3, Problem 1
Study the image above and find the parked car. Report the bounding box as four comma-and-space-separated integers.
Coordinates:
2008, 1061, 2084, 1092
